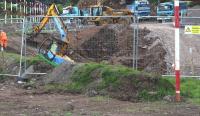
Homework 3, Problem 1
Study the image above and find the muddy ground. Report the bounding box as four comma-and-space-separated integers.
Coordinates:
0, 78, 200, 116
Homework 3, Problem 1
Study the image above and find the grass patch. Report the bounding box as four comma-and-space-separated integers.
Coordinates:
2, 52, 44, 64
90, 96, 111, 102
166, 77, 200, 104
2, 52, 55, 66
45, 62, 174, 102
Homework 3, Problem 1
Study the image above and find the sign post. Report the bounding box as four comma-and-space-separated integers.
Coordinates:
174, 0, 181, 102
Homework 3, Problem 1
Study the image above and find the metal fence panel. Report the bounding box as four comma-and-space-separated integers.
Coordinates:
0, 18, 24, 77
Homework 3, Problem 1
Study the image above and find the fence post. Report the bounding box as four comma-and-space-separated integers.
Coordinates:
174, 0, 181, 102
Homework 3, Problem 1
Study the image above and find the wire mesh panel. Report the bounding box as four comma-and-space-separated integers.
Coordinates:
24, 16, 135, 66
137, 16, 200, 77
181, 9, 200, 26
180, 19, 200, 76
135, 17, 173, 75
0, 18, 24, 76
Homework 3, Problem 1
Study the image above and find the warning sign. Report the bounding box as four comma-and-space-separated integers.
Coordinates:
185, 25, 200, 34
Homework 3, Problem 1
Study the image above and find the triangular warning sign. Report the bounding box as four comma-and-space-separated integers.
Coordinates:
185, 27, 191, 32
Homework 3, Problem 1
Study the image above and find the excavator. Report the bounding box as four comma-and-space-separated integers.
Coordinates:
79, 0, 133, 26
32, 4, 74, 65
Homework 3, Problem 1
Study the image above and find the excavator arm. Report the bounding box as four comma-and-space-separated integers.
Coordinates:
34, 4, 54, 33
33, 4, 69, 44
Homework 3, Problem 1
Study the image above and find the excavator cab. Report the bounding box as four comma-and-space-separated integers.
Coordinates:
91, 6, 103, 16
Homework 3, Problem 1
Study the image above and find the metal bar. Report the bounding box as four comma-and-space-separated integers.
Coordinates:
4, 0, 7, 24
139, 16, 200, 19
162, 75, 200, 78
18, 18, 25, 78
187, 9, 200, 11
181, 17, 200, 19
133, 16, 136, 69
24, 17, 27, 74
11, 0, 13, 24
27, 15, 135, 18
0, 18, 24, 21
136, 16, 139, 69
0, 74, 19, 77
26, 73, 47, 75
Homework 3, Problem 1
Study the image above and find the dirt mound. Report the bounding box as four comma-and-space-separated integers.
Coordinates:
80, 25, 120, 61
77, 25, 168, 74
44, 63, 174, 102
112, 26, 167, 74
45, 63, 76, 84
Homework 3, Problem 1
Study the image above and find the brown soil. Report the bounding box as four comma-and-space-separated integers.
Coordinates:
73, 25, 168, 74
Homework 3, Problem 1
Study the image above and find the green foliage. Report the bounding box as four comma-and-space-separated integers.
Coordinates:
56, 4, 63, 14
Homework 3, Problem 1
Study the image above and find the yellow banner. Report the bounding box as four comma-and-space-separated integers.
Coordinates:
185, 25, 200, 34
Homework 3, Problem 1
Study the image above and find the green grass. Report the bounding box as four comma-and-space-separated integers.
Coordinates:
3, 52, 41, 63
166, 77, 200, 104
45, 62, 174, 101
2, 52, 57, 67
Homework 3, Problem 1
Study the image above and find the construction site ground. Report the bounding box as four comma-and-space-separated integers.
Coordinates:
1, 7, 200, 115
0, 78, 200, 116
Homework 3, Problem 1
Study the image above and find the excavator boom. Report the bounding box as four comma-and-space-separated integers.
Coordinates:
33, 4, 69, 44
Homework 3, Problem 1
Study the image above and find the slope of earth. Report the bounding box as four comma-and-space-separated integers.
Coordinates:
74, 24, 168, 74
